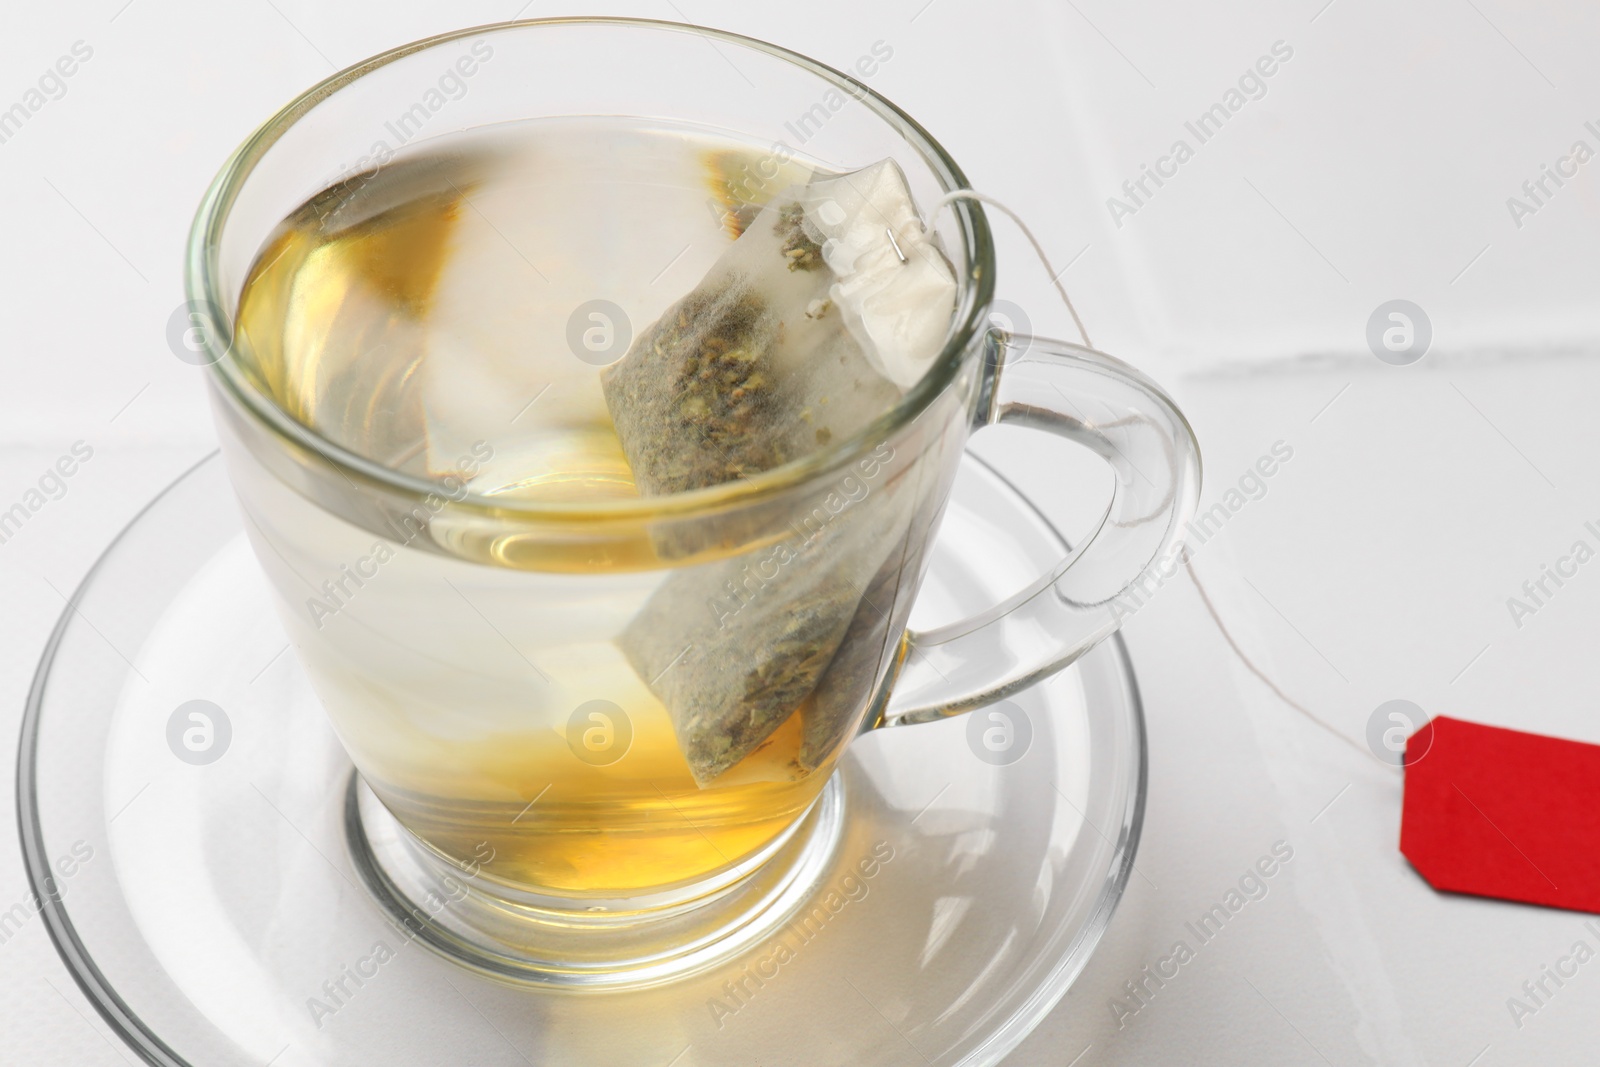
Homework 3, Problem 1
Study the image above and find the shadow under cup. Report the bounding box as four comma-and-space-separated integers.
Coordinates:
189, 20, 996, 983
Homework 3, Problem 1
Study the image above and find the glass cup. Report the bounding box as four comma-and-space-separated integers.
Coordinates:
186, 17, 1200, 985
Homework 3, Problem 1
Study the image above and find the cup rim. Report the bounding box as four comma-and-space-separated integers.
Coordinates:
186, 16, 997, 522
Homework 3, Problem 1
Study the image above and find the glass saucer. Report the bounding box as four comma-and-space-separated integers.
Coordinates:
18, 451, 1146, 1067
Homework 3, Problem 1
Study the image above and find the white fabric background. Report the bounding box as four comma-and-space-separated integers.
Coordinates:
2, 1, 1597, 1063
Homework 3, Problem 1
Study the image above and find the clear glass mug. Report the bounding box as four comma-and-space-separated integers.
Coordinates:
187, 17, 1199, 983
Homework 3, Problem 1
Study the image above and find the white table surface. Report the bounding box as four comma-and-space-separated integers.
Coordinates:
3, 1, 1598, 1064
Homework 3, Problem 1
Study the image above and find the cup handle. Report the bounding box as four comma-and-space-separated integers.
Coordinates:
878, 330, 1201, 728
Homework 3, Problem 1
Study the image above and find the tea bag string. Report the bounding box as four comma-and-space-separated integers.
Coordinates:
1185, 548, 1369, 757
932, 189, 1092, 349
934, 189, 1171, 527
932, 187, 1368, 759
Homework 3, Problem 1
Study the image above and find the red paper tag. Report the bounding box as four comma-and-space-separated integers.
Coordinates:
1401, 716, 1600, 914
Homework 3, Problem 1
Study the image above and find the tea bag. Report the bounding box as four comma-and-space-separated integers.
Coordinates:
621, 461, 913, 783
604, 159, 956, 784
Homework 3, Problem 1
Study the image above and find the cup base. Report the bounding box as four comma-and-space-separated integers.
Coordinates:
347, 771, 846, 988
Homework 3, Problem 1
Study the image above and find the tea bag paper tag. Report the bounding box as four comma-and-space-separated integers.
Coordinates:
1400, 716, 1600, 914
799, 160, 956, 390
